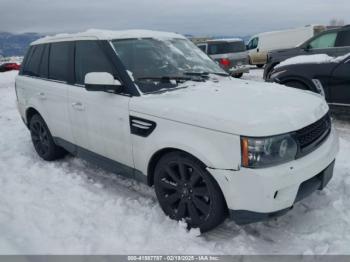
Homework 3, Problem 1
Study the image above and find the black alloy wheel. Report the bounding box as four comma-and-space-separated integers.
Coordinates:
29, 114, 67, 161
154, 152, 226, 232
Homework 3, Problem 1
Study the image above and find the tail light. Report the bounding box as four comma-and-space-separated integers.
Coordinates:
219, 58, 231, 67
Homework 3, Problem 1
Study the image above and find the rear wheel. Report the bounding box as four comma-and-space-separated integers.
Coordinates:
233, 73, 243, 78
154, 152, 227, 232
29, 114, 67, 161
284, 81, 309, 91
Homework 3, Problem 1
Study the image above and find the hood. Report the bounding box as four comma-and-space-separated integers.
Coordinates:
130, 77, 329, 137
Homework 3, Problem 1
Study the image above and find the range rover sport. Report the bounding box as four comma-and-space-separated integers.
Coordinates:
15, 29, 339, 232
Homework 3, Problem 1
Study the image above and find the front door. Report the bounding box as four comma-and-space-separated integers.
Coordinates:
247, 37, 265, 64
68, 40, 134, 168
304, 31, 339, 57
328, 58, 350, 106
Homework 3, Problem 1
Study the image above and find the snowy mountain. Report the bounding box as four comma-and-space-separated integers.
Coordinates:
0, 32, 42, 57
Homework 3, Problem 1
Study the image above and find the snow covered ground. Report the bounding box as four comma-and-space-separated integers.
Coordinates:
0, 69, 350, 255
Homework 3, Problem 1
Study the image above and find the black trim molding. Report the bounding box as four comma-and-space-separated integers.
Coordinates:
53, 137, 147, 184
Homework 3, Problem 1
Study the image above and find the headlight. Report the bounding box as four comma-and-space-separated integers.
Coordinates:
241, 133, 298, 168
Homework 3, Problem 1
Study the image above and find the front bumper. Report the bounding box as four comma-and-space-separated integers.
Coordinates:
208, 128, 339, 223
229, 160, 335, 224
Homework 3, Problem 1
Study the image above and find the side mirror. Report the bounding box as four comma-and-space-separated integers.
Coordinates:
84, 72, 123, 93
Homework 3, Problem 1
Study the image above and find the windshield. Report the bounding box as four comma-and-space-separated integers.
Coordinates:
111, 38, 227, 93
207, 41, 246, 55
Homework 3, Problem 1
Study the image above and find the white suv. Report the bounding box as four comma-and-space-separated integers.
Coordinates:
15, 30, 339, 232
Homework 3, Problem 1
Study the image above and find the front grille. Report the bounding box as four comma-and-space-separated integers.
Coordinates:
295, 113, 331, 158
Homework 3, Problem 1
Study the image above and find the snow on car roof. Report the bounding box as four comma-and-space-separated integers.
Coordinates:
276, 53, 350, 69
31, 29, 186, 45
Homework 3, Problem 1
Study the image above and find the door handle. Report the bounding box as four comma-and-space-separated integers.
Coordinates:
71, 102, 85, 111
38, 92, 46, 100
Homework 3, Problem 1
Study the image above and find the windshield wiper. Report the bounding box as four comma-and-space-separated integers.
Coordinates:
137, 75, 209, 83
184, 71, 209, 76
137, 76, 192, 83
184, 71, 229, 77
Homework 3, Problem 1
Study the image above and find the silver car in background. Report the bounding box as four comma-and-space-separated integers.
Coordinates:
197, 38, 250, 78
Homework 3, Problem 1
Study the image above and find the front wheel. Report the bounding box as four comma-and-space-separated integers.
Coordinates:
154, 152, 227, 232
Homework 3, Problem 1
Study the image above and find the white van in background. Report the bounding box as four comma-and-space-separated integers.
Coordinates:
247, 25, 325, 67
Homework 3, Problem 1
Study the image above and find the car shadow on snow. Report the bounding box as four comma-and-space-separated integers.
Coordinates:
54, 151, 338, 245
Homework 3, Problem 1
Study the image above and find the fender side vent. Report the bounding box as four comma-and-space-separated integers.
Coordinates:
130, 116, 156, 137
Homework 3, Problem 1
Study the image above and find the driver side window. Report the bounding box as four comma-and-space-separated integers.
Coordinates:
309, 32, 337, 49
75, 41, 115, 85
247, 37, 258, 50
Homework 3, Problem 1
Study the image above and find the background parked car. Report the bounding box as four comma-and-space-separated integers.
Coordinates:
247, 25, 325, 68
265, 25, 350, 79
0, 62, 21, 72
269, 53, 350, 113
196, 39, 249, 78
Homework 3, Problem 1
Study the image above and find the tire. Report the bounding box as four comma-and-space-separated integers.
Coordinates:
256, 64, 264, 68
154, 151, 227, 232
29, 114, 67, 161
233, 73, 243, 78
284, 81, 309, 91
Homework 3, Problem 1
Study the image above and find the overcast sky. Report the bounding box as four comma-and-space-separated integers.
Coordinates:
0, 0, 349, 36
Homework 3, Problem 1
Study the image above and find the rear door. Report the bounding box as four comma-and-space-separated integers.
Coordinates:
68, 40, 134, 168
44, 42, 75, 143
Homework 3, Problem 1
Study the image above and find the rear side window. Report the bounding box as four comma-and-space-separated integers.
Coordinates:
49, 42, 73, 82
22, 45, 45, 77
75, 41, 115, 85
335, 30, 350, 47
208, 42, 246, 55
309, 32, 337, 49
